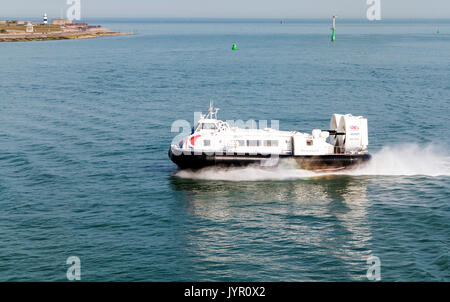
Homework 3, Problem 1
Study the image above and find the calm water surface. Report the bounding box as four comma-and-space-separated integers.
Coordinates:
0, 19, 449, 281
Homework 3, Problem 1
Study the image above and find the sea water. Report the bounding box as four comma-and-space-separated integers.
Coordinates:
0, 19, 449, 281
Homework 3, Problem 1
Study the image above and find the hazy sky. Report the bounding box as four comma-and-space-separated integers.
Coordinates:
1, 0, 448, 19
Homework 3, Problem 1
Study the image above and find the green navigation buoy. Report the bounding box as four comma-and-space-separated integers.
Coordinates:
232, 43, 238, 50
331, 15, 337, 42
437, 29, 440, 34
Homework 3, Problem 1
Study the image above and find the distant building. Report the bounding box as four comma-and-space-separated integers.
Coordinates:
52, 19, 72, 25
64, 23, 88, 32
0, 21, 7, 25
26, 22, 35, 33
66, 23, 88, 29
66, 23, 88, 27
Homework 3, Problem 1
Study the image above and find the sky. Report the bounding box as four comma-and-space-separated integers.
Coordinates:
0, 0, 448, 19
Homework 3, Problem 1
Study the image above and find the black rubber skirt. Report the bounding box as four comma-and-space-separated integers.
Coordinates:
169, 149, 371, 171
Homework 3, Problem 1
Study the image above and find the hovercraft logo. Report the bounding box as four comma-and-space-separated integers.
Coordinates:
189, 135, 201, 146
350, 125, 360, 130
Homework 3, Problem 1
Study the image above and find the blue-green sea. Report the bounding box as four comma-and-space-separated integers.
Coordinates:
0, 19, 449, 281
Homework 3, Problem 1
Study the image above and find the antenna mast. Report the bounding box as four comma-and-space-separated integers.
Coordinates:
207, 100, 219, 119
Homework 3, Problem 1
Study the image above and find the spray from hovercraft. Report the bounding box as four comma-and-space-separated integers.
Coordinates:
175, 143, 450, 181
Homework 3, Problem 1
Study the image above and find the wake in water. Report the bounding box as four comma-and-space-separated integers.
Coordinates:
175, 143, 450, 181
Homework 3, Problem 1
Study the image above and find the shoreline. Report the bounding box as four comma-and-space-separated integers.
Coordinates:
0, 29, 134, 42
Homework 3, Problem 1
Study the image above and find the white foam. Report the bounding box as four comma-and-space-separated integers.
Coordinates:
341, 144, 450, 177
175, 160, 317, 181
174, 143, 450, 181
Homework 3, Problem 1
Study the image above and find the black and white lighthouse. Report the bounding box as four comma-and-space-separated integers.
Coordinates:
43, 13, 48, 25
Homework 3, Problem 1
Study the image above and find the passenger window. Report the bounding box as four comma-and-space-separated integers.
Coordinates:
307, 139, 313, 146
202, 123, 217, 130
203, 140, 211, 146
247, 140, 259, 147
264, 140, 279, 147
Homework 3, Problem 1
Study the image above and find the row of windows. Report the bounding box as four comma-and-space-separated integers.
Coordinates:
202, 140, 279, 147
241, 140, 279, 147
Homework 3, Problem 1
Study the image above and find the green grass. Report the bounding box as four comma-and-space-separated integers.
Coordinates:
0, 24, 62, 33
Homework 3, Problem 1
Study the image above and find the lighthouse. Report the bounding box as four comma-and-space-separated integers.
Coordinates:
43, 13, 48, 25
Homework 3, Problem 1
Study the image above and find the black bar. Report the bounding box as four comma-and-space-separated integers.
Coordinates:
322, 130, 346, 135
0, 282, 446, 299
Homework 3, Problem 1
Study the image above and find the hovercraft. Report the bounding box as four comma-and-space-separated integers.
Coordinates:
169, 102, 371, 171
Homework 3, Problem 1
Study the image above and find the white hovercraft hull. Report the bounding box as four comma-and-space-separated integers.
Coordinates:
169, 103, 371, 171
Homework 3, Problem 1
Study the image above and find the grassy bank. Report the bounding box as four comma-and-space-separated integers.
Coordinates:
0, 24, 62, 33
0, 31, 133, 42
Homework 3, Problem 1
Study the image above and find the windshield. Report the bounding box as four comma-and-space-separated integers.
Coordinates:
201, 123, 217, 130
